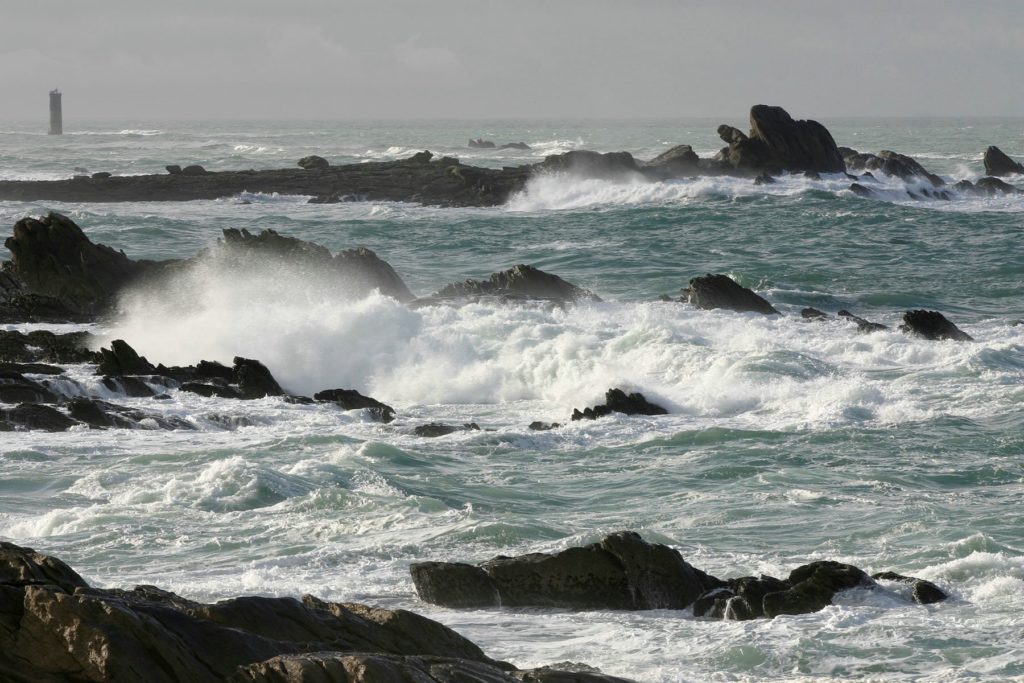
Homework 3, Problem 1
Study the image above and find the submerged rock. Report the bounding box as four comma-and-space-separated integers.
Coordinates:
314, 388, 395, 423
899, 310, 973, 341
681, 274, 779, 315
68, 397, 193, 430
571, 388, 667, 421
982, 145, 1024, 176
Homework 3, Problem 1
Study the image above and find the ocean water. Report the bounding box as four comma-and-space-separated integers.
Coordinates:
1, 118, 1023, 682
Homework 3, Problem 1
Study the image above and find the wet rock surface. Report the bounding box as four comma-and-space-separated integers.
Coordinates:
982, 145, 1024, 176
899, 310, 973, 341
429, 264, 600, 304
571, 388, 667, 421
680, 273, 779, 315
314, 388, 396, 423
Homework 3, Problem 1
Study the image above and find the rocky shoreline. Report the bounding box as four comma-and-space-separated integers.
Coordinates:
0, 105, 1020, 207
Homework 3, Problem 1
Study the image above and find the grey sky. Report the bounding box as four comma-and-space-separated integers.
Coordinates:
2, 0, 1022, 120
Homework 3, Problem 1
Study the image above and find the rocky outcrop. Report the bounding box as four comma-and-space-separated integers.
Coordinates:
680, 274, 779, 314
643, 145, 700, 178
0, 542, 629, 683
97, 339, 157, 376
843, 149, 945, 187
871, 571, 948, 605
334, 247, 416, 302
314, 388, 395, 423
571, 388, 667, 421
982, 146, 1024, 176
539, 151, 639, 179
412, 532, 722, 611
899, 310, 973, 341
297, 155, 329, 170
429, 265, 600, 304
0, 403, 79, 431
837, 309, 887, 333
0, 372, 59, 404
0, 330, 96, 364
715, 105, 845, 174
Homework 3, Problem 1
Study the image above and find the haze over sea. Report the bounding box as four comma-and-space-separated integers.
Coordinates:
2, 117, 1023, 681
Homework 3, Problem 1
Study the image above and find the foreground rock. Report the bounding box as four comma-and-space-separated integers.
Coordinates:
680, 273, 779, 314
314, 388, 396, 423
0, 542, 630, 683
982, 146, 1024, 176
413, 532, 948, 621
715, 105, 845, 174
899, 310, 973, 341
571, 388, 667, 420
425, 264, 600, 305
841, 148, 945, 187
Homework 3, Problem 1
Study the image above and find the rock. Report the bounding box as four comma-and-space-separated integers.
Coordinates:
500, 142, 531, 150
469, 139, 496, 149
100, 375, 160, 398
409, 150, 434, 164
68, 397, 193, 430
181, 164, 207, 175
0, 541, 89, 592
297, 155, 329, 170
431, 265, 600, 303
313, 388, 395, 423
899, 310, 973, 341
571, 388, 667, 421
414, 423, 481, 438
540, 150, 639, 179
97, 339, 156, 376
974, 176, 1022, 196
982, 145, 1024, 176
221, 227, 333, 262
644, 145, 700, 177
0, 373, 59, 403
412, 531, 720, 611
528, 421, 560, 431
871, 571, 948, 605
681, 273, 779, 315
754, 173, 776, 185
0, 403, 78, 431
801, 307, 829, 319
166, 164, 182, 175
3, 212, 151, 316
716, 105, 845, 174
845, 150, 945, 187
849, 182, 874, 198
90, 172, 112, 179
803, 171, 822, 180
837, 309, 887, 333
0, 330, 96, 364
180, 382, 243, 399
761, 561, 873, 618
233, 357, 285, 399
334, 247, 416, 302
694, 574, 790, 620
0, 362, 64, 375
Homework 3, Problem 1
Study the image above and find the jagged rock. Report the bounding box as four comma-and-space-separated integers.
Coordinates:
837, 309, 887, 333
540, 150, 639, 178
313, 388, 395, 423
871, 571, 948, 605
762, 561, 873, 618
0, 372, 59, 403
166, 164, 182, 175
412, 532, 721, 611
68, 397, 193, 430
0, 542, 89, 592
0, 330, 96, 364
180, 382, 243, 399
899, 310, 973, 341
681, 274, 779, 314
432, 265, 599, 303
97, 339, 156, 376
693, 575, 790, 620
716, 105, 845, 174
414, 423, 481, 438
0, 403, 78, 431
844, 150, 945, 187
982, 146, 1024, 176
644, 145, 700, 177
297, 155, 329, 170
233, 357, 285, 399
974, 176, 1022, 196
469, 139, 496, 149
221, 227, 333, 262
409, 150, 434, 164
101, 375, 160, 398
528, 421, 560, 431
334, 247, 415, 302
571, 388, 667, 421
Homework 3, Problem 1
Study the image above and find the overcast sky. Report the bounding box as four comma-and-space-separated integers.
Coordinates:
2, 0, 1022, 121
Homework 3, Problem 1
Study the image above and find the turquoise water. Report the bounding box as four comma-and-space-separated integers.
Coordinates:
1, 119, 1023, 681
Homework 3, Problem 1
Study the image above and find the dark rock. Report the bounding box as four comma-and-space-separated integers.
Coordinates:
0, 330, 96, 364
644, 145, 700, 177
540, 150, 639, 179
681, 273, 779, 315
0, 541, 89, 592
899, 310, 973, 341
837, 309, 888, 333
432, 264, 600, 303
313, 388, 395, 423
469, 139, 496, 149
0, 373, 59, 403
166, 164, 182, 175
414, 423, 481, 438
500, 142, 531, 150
334, 247, 416, 302
181, 164, 207, 175
409, 150, 434, 164
221, 227, 333, 262
849, 182, 874, 198
97, 339, 156, 376
68, 397, 192, 430
845, 150, 945, 187
180, 382, 243, 399
0, 362, 64, 375
716, 105, 845, 174
871, 571, 948, 605
0, 403, 77, 431
804, 170, 822, 180
90, 172, 112, 179
528, 421, 560, 431
982, 145, 1024, 176
974, 176, 1022, 196
297, 155, 329, 170
754, 173, 776, 185
571, 388, 667, 421
410, 562, 500, 608
100, 375, 158, 398
762, 561, 873, 618
801, 307, 829, 320
234, 357, 285, 399
860, 172, 875, 180
195, 359, 235, 381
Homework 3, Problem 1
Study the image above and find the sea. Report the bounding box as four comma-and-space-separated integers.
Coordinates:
1, 117, 1023, 682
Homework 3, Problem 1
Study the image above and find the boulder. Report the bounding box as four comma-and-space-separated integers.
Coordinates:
761, 561, 873, 618
233, 357, 285, 399
716, 105, 845, 174
693, 574, 789, 620
539, 150, 639, 179
221, 227, 333, 263
297, 155, 329, 171
97, 339, 156, 376
644, 145, 700, 177
409, 562, 500, 608
982, 145, 1024, 176
180, 382, 243, 399
571, 388, 667, 421
849, 182, 875, 198
431, 265, 600, 303
974, 176, 1022, 196
844, 150, 945, 187
468, 139, 496, 149
408, 150, 434, 164
0, 403, 78, 431
166, 164, 182, 175
334, 247, 416, 302
68, 397, 193, 430
528, 421, 560, 431
681, 274, 779, 314
0, 541, 89, 592
101, 375, 159, 398
181, 164, 207, 175
871, 571, 948, 605
313, 388, 395, 423
414, 423, 481, 438
800, 307, 828, 320
899, 310, 973, 341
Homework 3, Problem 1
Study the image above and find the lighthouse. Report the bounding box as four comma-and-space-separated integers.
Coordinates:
49, 89, 63, 135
